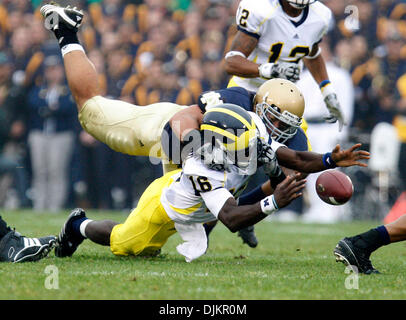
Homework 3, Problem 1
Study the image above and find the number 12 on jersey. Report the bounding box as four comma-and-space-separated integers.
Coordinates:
268, 43, 310, 64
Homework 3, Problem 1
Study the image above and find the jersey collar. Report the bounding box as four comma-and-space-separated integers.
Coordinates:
279, 0, 310, 28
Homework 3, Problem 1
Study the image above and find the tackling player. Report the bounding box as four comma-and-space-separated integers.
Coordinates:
224, 0, 346, 131
53, 104, 369, 262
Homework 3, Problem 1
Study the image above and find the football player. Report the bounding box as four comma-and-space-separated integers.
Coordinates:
53, 104, 369, 262
334, 215, 406, 275
40, 3, 189, 174
0, 216, 56, 263
39, 3, 347, 248
224, 0, 346, 131
165, 79, 309, 247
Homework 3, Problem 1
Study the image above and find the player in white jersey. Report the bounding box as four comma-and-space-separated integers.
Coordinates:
53, 104, 369, 262
224, 0, 346, 131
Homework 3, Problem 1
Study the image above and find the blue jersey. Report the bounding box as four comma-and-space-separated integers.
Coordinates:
198, 87, 255, 113
197, 87, 309, 151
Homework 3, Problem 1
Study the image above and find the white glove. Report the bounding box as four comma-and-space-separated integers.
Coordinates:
321, 84, 346, 132
258, 62, 300, 82
258, 140, 282, 177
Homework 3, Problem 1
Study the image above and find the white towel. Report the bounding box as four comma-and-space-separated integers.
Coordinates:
174, 222, 208, 262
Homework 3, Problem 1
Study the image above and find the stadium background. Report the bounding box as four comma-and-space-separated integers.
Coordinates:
0, 0, 405, 221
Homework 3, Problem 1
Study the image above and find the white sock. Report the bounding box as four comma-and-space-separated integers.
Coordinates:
79, 219, 93, 238
61, 43, 85, 57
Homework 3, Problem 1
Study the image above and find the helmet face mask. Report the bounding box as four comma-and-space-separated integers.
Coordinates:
254, 79, 305, 144
198, 129, 259, 175
256, 101, 302, 143
198, 104, 259, 175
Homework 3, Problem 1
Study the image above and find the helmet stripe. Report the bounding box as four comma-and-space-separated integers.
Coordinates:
201, 124, 255, 151
200, 124, 238, 141
205, 107, 256, 130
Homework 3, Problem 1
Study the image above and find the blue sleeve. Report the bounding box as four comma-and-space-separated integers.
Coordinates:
198, 87, 255, 112
285, 128, 309, 151
238, 185, 266, 205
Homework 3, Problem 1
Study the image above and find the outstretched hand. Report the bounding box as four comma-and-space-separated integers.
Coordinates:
273, 173, 306, 209
331, 143, 370, 167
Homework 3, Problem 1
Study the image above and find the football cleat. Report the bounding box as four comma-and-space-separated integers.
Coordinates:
55, 208, 86, 258
334, 237, 380, 275
238, 225, 258, 248
40, 2, 84, 32
0, 230, 56, 263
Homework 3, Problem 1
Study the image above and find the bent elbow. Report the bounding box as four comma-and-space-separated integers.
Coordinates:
219, 213, 239, 233
225, 223, 239, 233
223, 61, 233, 75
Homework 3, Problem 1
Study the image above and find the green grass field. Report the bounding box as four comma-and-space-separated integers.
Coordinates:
1, 210, 405, 300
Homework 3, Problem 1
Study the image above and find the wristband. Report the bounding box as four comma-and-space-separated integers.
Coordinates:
258, 63, 274, 79
224, 51, 247, 60
322, 152, 337, 169
320, 81, 336, 99
260, 195, 279, 215
306, 47, 322, 60
319, 80, 331, 89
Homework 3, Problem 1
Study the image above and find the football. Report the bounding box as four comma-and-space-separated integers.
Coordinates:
315, 170, 354, 205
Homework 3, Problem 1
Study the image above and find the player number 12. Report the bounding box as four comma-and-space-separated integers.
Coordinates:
268, 43, 310, 63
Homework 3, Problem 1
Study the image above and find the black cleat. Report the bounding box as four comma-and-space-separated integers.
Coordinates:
0, 230, 56, 263
238, 225, 258, 248
55, 208, 86, 258
334, 237, 380, 274
40, 2, 84, 32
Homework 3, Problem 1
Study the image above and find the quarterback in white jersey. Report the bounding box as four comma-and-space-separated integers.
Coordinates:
224, 0, 346, 131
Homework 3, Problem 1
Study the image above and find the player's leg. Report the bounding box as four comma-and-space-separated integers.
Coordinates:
62, 51, 100, 109
40, 3, 99, 109
334, 221, 395, 274
0, 216, 56, 263
109, 172, 178, 257
385, 215, 406, 242
55, 207, 119, 257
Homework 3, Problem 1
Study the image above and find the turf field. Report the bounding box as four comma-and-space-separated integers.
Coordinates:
1, 210, 405, 300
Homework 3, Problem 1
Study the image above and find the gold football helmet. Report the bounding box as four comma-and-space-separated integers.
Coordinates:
254, 78, 305, 143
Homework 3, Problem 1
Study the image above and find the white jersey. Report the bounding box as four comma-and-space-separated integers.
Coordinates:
233, 0, 332, 91
160, 156, 251, 224
159, 142, 285, 262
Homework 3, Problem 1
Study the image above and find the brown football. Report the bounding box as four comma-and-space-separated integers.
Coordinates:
315, 170, 354, 205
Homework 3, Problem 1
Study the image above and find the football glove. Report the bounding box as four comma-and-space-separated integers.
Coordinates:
322, 84, 345, 132
258, 140, 282, 178
258, 62, 300, 82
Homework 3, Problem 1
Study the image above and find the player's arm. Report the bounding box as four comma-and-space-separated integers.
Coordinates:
168, 105, 203, 141
303, 43, 329, 84
304, 43, 346, 131
259, 167, 308, 196
223, 31, 260, 78
216, 174, 305, 232
275, 143, 370, 173
223, 31, 299, 81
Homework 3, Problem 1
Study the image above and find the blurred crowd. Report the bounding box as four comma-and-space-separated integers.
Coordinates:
0, 0, 404, 215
